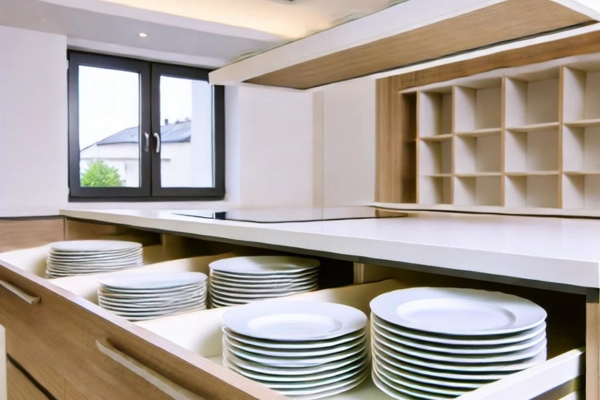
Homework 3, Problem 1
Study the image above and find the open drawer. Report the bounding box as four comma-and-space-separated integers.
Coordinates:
136, 280, 586, 400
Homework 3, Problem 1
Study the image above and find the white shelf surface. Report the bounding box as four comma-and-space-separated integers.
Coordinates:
61, 208, 600, 289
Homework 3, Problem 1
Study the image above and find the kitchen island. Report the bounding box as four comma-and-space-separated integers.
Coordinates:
0, 208, 595, 399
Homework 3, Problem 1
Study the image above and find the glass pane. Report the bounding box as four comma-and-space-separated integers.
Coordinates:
78, 66, 141, 188
159, 76, 214, 188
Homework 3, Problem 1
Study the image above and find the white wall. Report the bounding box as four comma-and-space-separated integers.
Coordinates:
0, 26, 69, 211
232, 85, 314, 208
321, 78, 376, 206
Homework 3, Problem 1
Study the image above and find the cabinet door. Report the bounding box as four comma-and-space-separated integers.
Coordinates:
7, 360, 49, 400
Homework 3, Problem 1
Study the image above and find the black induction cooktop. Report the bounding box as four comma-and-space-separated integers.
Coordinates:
173, 207, 406, 224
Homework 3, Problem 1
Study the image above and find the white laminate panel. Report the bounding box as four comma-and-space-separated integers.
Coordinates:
60, 209, 600, 288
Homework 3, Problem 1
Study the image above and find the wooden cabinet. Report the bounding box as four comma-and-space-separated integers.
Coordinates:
7, 360, 49, 400
0, 219, 595, 400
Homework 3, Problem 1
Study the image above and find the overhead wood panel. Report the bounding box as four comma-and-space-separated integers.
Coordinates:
247, 0, 593, 89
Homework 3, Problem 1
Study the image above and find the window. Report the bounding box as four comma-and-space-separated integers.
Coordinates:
68, 51, 225, 200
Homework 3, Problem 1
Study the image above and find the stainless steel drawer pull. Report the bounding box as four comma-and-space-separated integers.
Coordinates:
0, 280, 40, 305
96, 339, 205, 400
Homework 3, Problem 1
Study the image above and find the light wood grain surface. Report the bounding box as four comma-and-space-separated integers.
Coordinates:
247, 0, 591, 89
7, 360, 49, 400
0, 219, 63, 253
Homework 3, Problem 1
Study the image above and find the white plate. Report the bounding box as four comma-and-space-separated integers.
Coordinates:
371, 322, 546, 355
224, 333, 365, 358
371, 288, 547, 336
223, 327, 365, 350
47, 250, 142, 262
374, 354, 489, 389
209, 256, 319, 275
100, 272, 207, 290
372, 314, 547, 346
98, 286, 205, 299
373, 329, 546, 364
210, 278, 318, 292
372, 368, 444, 400
98, 295, 206, 310
276, 369, 368, 398
223, 301, 367, 341
210, 284, 318, 299
99, 298, 205, 313
374, 362, 467, 397
372, 340, 547, 372
223, 347, 368, 376
210, 270, 319, 284
224, 355, 368, 389
372, 345, 512, 381
209, 276, 316, 289
224, 354, 367, 382
224, 340, 366, 367
50, 240, 142, 253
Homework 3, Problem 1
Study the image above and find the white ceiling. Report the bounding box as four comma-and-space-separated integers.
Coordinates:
0, 0, 394, 68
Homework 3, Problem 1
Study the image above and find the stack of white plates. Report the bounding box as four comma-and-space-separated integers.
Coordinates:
222, 302, 369, 400
97, 272, 207, 321
370, 288, 548, 400
208, 256, 320, 308
46, 240, 143, 278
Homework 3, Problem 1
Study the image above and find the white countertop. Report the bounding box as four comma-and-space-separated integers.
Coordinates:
60, 208, 600, 289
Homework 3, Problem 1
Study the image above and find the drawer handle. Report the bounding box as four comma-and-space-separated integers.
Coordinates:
0, 280, 40, 305
96, 339, 205, 400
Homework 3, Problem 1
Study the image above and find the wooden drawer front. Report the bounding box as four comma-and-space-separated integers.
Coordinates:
0, 263, 280, 400
0, 219, 63, 253
7, 360, 49, 400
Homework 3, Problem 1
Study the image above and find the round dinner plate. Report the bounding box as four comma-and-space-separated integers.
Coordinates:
373, 353, 488, 389
210, 270, 319, 283
371, 322, 546, 355
210, 276, 318, 291
371, 314, 547, 346
372, 367, 448, 400
371, 288, 547, 336
372, 340, 547, 372
50, 240, 142, 253
374, 361, 467, 397
100, 272, 207, 290
98, 285, 205, 299
98, 294, 206, 309
209, 256, 319, 275
372, 345, 512, 381
223, 328, 365, 350
276, 368, 368, 399
223, 347, 369, 376
224, 334, 365, 358
210, 283, 318, 299
224, 354, 367, 382
373, 329, 546, 364
224, 340, 367, 367
223, 301, 367, 341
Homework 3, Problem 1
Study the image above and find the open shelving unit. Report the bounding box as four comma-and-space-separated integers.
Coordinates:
406, 56, 600, 215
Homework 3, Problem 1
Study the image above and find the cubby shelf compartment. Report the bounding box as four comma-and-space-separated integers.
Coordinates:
417, 90, 452, 138
419, 176, 452, 205
506, 128, 559, 174
453, 83, 502, 133
455, 176, 502, 206
563, 125, 600, 173
563, 174, 600, 209
563, 66, 600, 123
455, 134, 501, 175
506, 175, 560, 209
505, 74, 559, 128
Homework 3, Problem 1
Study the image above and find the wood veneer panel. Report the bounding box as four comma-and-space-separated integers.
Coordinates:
0, 219, 63, 253
376, 77, 417, 203
7, 334, 65, 400
587, 297, 600, 400
247, 0, 592, 89
0, 261, 285, 400
7, 360, 49, 400
397, 30, 600, 91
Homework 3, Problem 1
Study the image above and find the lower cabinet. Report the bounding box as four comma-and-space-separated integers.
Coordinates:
0, 240, 594, 400
7, 360, 49, 400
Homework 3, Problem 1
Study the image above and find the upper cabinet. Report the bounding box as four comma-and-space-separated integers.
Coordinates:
209, 0, 600, 90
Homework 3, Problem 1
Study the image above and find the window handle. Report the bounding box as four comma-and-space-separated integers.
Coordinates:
144, 132, 150, 152
153, 132, 161, 153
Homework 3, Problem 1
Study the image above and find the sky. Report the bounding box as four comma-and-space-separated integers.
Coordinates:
78, 66, 197, 149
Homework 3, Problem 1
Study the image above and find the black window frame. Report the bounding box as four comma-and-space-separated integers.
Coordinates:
68, 51, 225, 201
